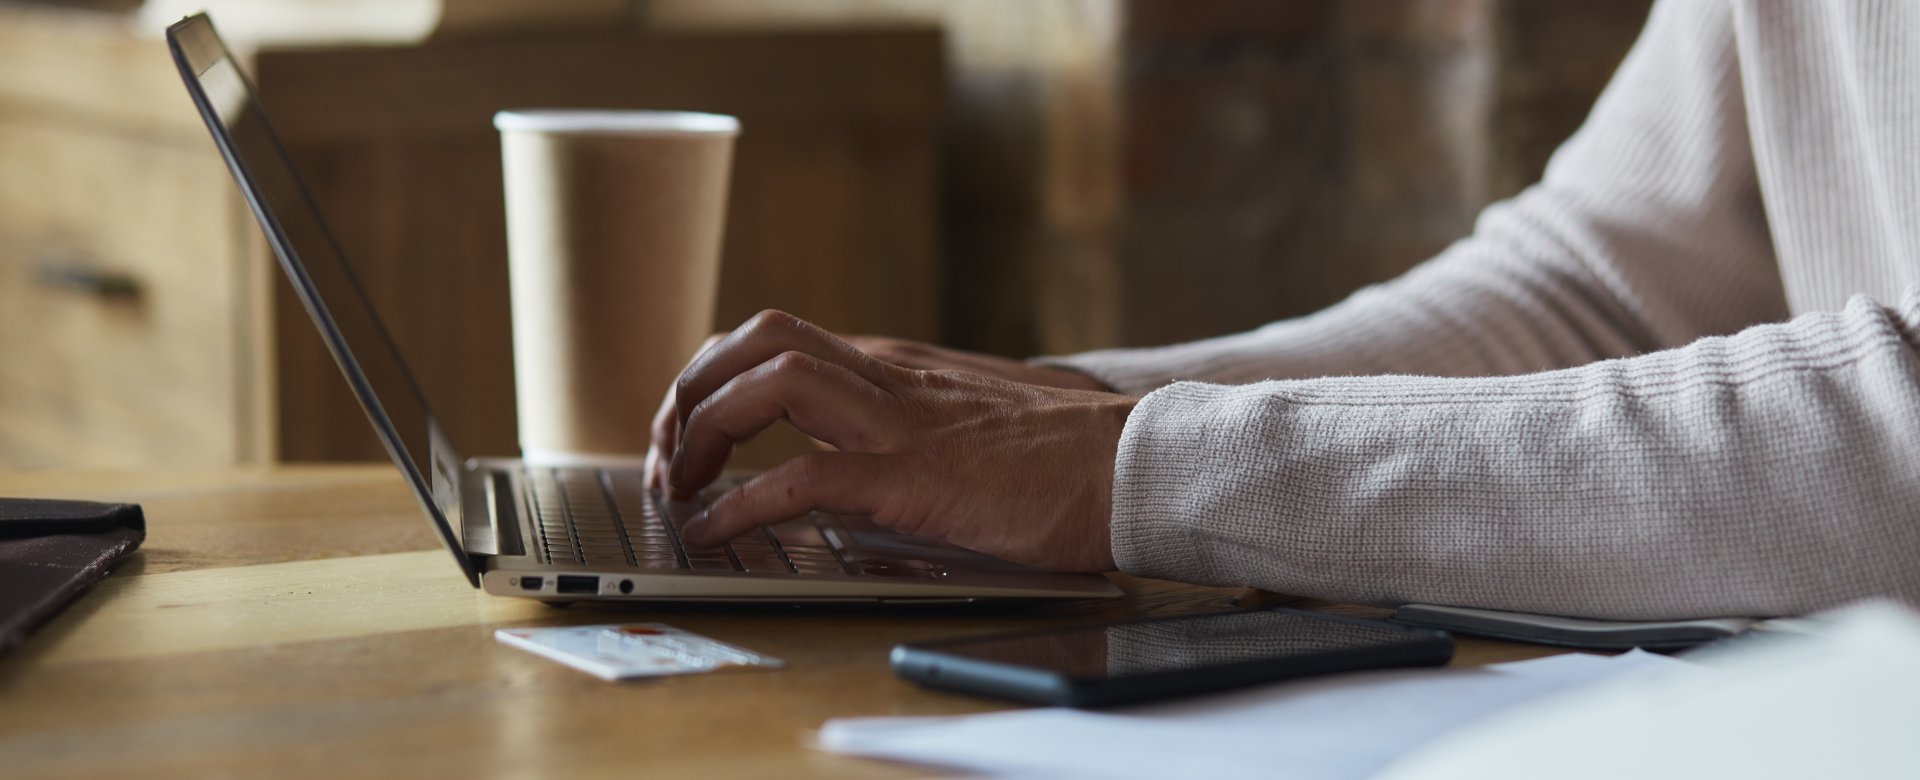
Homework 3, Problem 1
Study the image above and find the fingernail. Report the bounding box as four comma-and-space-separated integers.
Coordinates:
680, 511, 712, 547
665, 461, 697, 500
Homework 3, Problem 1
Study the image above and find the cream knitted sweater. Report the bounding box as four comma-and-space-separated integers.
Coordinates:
1047, 0, 1920, 619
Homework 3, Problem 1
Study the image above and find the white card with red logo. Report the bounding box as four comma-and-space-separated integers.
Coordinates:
495, 623, 784, 680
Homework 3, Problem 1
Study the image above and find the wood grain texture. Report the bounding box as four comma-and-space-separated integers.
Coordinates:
0, 6, 271, 470
0, 46, 264, 467
0, 465, 1568, 778
0, 8, 204, 139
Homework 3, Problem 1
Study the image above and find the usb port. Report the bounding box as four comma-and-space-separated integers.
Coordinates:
519, 576, 544, 591
556, 575, 598, 595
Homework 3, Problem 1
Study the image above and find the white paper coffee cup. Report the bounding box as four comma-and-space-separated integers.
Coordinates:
497, 109, 738, 463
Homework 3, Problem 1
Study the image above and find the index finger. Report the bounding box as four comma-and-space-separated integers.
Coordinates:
675, 310, 897, 428
678, 451, 890, 548
650, 333, 728, 492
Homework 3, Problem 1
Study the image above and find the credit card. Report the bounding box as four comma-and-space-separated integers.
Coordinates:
495, 623, 785, 680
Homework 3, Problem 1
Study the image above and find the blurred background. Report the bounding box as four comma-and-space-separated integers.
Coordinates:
0, 0, 1651, 469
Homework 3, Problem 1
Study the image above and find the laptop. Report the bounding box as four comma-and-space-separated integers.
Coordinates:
166, 14, 1120, 604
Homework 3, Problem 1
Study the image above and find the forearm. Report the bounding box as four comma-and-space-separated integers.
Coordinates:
1039, 221, 1685, 394
1111, 289, 1920, 620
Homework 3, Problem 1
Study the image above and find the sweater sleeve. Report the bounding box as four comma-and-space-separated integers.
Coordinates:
1112, 288, 1920, 620
1040, 0, 1789, 395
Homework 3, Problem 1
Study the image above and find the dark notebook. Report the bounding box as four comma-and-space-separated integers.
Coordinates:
0, 498, 145, 655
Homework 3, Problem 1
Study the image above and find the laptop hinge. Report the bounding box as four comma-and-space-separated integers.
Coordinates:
460, 465, 515, 556
467, 466, 527, 557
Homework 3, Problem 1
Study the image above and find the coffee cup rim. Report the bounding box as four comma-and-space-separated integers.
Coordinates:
493, 109, 741, 135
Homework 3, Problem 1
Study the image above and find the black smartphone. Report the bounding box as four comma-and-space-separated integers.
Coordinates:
890, 607, 1453, 708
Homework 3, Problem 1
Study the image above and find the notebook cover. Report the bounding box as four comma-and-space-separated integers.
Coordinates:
0, 498, 145, 655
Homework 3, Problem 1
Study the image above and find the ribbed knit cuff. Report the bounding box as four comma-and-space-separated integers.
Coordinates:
1108, 382, 1246, 584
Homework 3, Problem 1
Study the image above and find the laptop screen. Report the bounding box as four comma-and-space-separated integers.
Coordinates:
169, 15, 479, 584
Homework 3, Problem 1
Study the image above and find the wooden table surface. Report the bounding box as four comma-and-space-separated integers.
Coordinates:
0, 465, 1566, 779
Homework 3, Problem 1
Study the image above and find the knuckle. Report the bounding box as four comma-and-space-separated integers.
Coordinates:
763, 350, 819, 379
745, 308, 800, 335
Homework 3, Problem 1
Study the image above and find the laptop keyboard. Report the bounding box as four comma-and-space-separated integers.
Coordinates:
524, 467, 854, 576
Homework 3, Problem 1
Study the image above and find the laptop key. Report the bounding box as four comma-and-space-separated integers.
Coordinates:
735, 555, 792, 574
788, 549, 836, 562
770, 521, 830, 547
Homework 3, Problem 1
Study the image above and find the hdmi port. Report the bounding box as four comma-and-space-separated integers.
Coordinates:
556, 575, 599, 595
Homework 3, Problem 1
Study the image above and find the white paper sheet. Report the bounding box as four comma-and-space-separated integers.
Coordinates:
1376, 600, 1920, 780
818, 650, 1683, 780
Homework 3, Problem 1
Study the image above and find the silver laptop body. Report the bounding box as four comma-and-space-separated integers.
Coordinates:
167, 14, 1121, 603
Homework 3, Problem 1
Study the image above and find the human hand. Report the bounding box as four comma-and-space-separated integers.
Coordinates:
651, 310, 1133, 572
646, 328, 1110, 489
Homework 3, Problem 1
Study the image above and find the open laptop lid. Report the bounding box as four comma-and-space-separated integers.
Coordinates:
168, 14, 481, 585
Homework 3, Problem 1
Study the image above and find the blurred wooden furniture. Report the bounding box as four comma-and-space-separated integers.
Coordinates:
0, 464, 1566, 778
0, 6, 270, 468
642, 0, 1652, 355
0, 4, 942, 468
